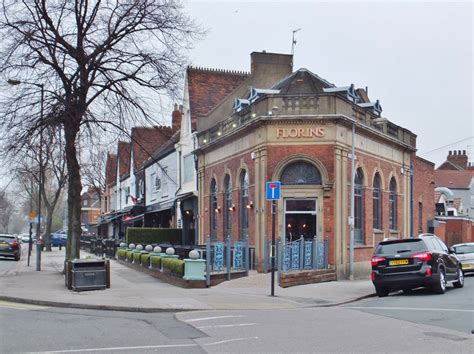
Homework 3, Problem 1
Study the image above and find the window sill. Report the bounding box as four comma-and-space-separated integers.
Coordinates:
353, 244, 374, 249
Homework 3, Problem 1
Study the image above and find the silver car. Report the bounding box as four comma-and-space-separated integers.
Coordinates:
452, 242, 474, 274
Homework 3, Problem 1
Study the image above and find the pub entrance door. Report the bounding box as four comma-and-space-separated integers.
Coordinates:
284, 198, 317, 243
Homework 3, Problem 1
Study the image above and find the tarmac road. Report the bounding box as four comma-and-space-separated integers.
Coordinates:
345, 274, 474, 334
1, 301, 472, 353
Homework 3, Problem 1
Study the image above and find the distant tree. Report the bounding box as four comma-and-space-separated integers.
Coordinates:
0, 191, 14, 233
82, 142, 107, 212
11, 125, 67, 250
0, 1, 201, 260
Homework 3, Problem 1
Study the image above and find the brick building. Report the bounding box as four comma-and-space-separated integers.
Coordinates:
195, 51, 436, 278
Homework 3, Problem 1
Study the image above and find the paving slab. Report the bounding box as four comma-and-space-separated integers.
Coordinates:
0, 246, 374, 312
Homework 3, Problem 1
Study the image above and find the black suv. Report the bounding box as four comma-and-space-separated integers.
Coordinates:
371, 234, 464, 297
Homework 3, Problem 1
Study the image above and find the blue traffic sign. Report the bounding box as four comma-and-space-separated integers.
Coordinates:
266, 181, 281, 200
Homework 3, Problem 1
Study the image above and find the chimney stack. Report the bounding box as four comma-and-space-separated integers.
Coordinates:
446, 148, 468, 169
171, 103, 181, 132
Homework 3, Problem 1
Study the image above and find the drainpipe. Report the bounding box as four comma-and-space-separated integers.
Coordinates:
410, 162, 414, 238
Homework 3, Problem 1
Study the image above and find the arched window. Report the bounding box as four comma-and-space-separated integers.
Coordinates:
240, 170, 249, 240
223, 175, 232, 237
389, 178, 397, 230
281, 161, 322, 185
373, 173, 382, 230
354, 168, 364, 244
210, 179, 217, 241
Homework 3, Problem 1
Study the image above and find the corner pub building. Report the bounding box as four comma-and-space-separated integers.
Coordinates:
195, 52, 434, 278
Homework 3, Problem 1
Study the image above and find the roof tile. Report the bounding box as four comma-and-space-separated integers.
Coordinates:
131, 127, 173, 171
434, 170, 474, 189
117, 141, 131, 179
187, 67, 249, 130
105, 153, 117, 186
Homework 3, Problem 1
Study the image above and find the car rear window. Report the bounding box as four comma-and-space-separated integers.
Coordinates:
375, 239, 427, 255
453, 245, 474, 254
0, 235, 15, 242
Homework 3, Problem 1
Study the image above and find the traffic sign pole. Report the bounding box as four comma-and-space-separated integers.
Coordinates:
266, 181, 281, 297
271, 199, 276, 296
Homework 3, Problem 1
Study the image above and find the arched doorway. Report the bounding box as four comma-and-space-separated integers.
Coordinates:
280, 161, 322, 242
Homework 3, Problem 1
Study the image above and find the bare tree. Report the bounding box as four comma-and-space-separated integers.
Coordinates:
0, 1, 200, 260
0, 191, 14, 232
82, 143, 107, 211
10, 125, 67, 250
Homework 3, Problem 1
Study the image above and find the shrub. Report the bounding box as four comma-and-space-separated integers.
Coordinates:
162, 258, 185, 277
150, 255, 161, 269
141, 254, 150, 267
117, 249, 127, 259
126, 251, 134, 262
126, 228, 182, 245
133, 252, 141, 263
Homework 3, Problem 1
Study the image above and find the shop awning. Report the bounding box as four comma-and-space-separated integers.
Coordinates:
122, 214, 145, 223
145, 199, 174, 214
121, 205, 146, 216
97, 212, 124, 225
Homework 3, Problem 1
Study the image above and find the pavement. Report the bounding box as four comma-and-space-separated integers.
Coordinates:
0, 246, 375, 312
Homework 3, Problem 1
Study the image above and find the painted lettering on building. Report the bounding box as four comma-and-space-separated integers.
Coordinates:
276, 127, 325, 139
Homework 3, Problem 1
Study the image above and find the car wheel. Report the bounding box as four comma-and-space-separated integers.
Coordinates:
453, 268, 464, 288
432, 267, 446, 294
375, 287, 389, 297
15, 255, 20, 261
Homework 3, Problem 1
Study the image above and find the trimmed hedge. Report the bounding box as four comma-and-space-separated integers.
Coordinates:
133, 252, 141, 263
141, 254, 150, 266
126, 251, 134, 262
162, 258, 185, 277
117, 249, 127, 259
150, 255, 162, 269
126, 227, 181, 245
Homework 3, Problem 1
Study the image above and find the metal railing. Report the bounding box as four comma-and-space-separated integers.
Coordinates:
263, 236, 328, 273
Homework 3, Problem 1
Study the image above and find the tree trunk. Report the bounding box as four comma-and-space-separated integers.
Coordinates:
64, 120, 82, 261
44, 205, 53, 252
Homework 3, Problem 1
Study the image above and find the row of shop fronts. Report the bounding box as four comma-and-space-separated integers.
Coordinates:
99, 51, 437, 278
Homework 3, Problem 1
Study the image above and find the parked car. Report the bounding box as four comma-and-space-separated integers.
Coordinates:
20, 233, 36, 243
0, 234, 21, 261
371, 234, 464, 297
452, 242, 474, 274
51, 230, 67, 247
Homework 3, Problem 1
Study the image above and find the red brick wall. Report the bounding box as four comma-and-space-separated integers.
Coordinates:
200, 141, 435, 266
444, 219, 473, 245
435, 222, 446, 241
202, 152, 256, 246
413, 156, 435, 235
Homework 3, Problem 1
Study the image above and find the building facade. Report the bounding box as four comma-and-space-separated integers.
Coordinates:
195, 51, 435, 278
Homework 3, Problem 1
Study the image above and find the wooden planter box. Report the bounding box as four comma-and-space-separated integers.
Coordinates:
279, 269, 336, 288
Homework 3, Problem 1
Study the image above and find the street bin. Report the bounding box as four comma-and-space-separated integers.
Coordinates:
70, 259, 107, 291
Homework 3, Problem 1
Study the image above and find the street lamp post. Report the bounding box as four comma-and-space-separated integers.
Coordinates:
7, 79, 44, 271
349, 121, 355, 280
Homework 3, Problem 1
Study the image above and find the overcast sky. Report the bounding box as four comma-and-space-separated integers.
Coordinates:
182, 0, 473, 167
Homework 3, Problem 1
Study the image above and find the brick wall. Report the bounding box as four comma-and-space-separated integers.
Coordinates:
202, 152, 256, 246
413, 156, 435, 235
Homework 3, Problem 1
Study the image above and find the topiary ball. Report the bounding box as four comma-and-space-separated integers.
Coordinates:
129, 243, 136, 249
145, 245, 153, 252
136, 244, 143, 251
166, 247, 175, 255
189, 249, 200, 260
119, 242, 126, 248
153, 246, 162, 253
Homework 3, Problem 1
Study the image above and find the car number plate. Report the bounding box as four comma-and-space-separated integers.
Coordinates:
0, 243, 8, 246
389, 259, 409, 266
461, 264, 472, 269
